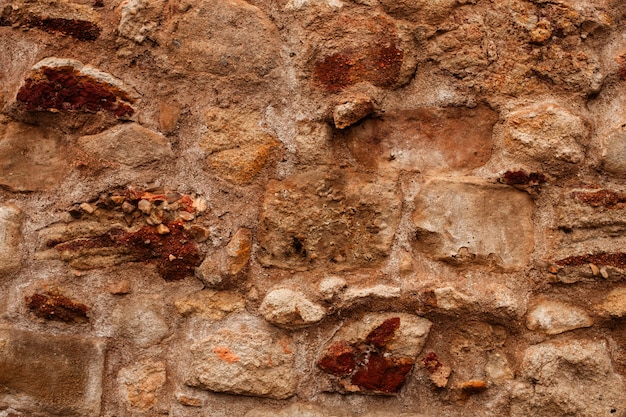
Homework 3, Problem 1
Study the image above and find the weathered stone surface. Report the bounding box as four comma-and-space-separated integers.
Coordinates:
260, 288, 326, 328
511, 340, 626, 417
258, 168, 401, 271
169, 0, 280, 78
196, 228, 252, 288
345, 106, 497, 174
187, 314, 297, 399
14, 58, 134, 118
0, 0, 100, 40
602, 124, 626, 175
333, 94, 375, 129
175, 290, 245, 320
118, 360, 166, 412
596, 287, 626, 317
114, 297, 170, 348
342, 285, 401, 304
0, 204, 23, 276
0, 121, 68, 191
78, 123, 174, 167
309, 13, 414, 91
318, 276, 347, 300
412, 178, 534, 270
117, 0, 166, 44
318, 313, 431, 394
502, 102, 589, 174
201, 108, 281, 184
526, 299, 593, 335
379, 0, 456, 24
0, 328, 104, 416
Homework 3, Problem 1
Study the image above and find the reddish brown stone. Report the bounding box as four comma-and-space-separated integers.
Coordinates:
25, 16, 100, 40
422, 352, 443, 373
16, 66, 134, 117
350, 353, 414, 394
365, 317, 400, 348
317, 342, 357, 377
555, 252, 626, 269
501, 170, 547, 186
25, 292, 89, 323
571, 190, 626, 208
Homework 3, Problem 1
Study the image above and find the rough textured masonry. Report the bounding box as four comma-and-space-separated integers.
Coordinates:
0, 0, 626, 416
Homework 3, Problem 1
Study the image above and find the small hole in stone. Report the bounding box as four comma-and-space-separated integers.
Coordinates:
611, 408, 617, 414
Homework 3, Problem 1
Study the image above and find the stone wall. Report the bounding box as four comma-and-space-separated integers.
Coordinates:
1, 0, 626, 415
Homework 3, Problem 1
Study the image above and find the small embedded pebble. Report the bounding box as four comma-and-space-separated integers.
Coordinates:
138, 199, 152, 214
157, 224, 170, 235
79, 202, 96, 214
122, 201, 136, 214
179, 211, 195, 221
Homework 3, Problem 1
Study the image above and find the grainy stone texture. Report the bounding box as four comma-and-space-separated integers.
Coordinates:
1, 0, 626, 415
0, 328, 105, 416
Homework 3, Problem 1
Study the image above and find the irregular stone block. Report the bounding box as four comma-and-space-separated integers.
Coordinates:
196, 228, 252, 288
526, 299, 593, 335
309, 13, 414, 91
0, 328, 104, 416
260, 288, 326, 328
317, 313, 431, 394
175, 290, 245, 320
258, 168, 401, 271
0, 0, 100, 40
118, 360, 166, 412
412, 178, 534, 270
333, 94, 375, 129
345, 106, 497, 174
186, 314, 297, 399
0, 204, 23, 276
117, 0, 165, 44
0, 121, 69, 191
113, 297, 170, 348
596, 287, 626, 317
201, 108, 281, 184
15, 58, 134, 117
511, 340, 626, 417
603, 125, 626, 175
502, 102, 589, 174
169, 0, 280, 78
78, 123, 174, 168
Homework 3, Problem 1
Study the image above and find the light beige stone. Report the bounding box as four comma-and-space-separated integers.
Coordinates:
187, 314, 297, 399
412, 178, 534, 270
78, 123, 174, 167
526, 299, 593, 335
175, 290, 245, 320
511, 340, 626, 417
259, 288, 326, 328
0, 205, 23, 277
114, 298, 170, 348
602, 124, 626, 175
597, 287, 626, 317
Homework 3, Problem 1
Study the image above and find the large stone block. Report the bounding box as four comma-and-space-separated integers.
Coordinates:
258, 168, 401, 271
345, 106, 497, 174
0, 328, 105, 416
186, 314, 297, 399
511, 340, 626, 417
0, 121, 69, 191
0, 204, 23, 276
412, 178, 534, 270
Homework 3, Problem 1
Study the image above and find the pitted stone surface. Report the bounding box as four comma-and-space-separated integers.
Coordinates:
187, 314, 297, 399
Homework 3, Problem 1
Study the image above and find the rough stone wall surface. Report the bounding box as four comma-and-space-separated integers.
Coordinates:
0, 0, 626, 415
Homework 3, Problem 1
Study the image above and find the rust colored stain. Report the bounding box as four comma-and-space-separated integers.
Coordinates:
366, 317, 400, 348
313, 43, 404, 92
317, 342, 357, 377
213, 347, 239, 363
501, 170, 547, 186
555, 252, 626, 269
25, 292, 89, 323
350, 353, 414, 393
52, 222, 201, 281
26, 17, 101, 40
422, 351, 443, 373
16, 66, 134, 117
571, 189, 626, 208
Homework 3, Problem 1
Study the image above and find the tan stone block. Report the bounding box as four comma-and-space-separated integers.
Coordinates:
0, 328, 104, 416
0, 204, 23, 276
412, 178, 534, 270
118, 360, 166, 412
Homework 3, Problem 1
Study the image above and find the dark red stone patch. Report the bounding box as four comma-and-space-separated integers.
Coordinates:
350, 353, 414, 393
317, 342, 357, 376
617, 53, 626, 81
313, 42, 404, 92
555, 252, 626, 269
51, 222, 201, 281
422, 351, 443, 373
366, 317, 400, 348
25, 292, 89, 323
571, 189, 626, 208
26, 17, 100, 41
16, 66, 134, 117
501, 170, 547, 186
